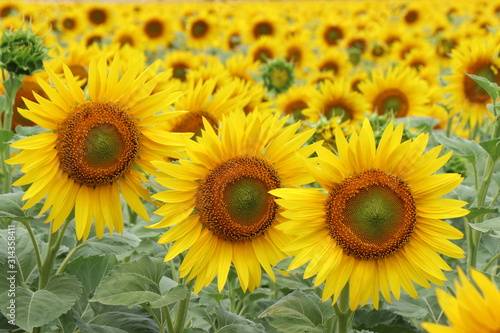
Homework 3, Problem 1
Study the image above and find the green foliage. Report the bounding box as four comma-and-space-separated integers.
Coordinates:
434, 132, 488, 165
259, 289, 335, 333
0, 274, 82, 332
469, 217, 500, 238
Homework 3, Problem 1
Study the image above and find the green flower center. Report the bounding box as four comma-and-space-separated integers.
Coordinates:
84, 124, 124, 168
57, 101, 140, 187
325, 169, 416, 260
325, 104, 350, 122
324, 26, 343, 45
192, 20, 209, 38
196, 156, 281, 241
224, 178, 269, 226
375, 89, 409, 117
144, 19, 164, 38
173, 64, 188, 81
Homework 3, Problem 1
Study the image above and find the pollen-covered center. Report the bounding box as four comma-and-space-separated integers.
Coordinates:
196, 156, 281, 241
325, 169, 416, 260
375, 89, 409, 117
57, 101, 140, 187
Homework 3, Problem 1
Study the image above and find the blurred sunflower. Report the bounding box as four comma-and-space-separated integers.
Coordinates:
276, 84, 316, 120
283, 32, 315, 76
56, 8, 85, 39
422, 267, 500, 333
313, 46, 353, 78
7, 57, 189, 240
166, 78, 245, 137
225, 52, 259, 82
139, 10, 176, 50
445, 36, 500, 129
149, 110, 318, 294
315, 13, 350, 48
248, 35, 282, 64
359, 65, 431, 118
83, 3, 114, 28
185, 10, 220, 50
245, 9, 285, 41
271, 119, 468, 310
302, 78, 369, 127
164, 50, 203, 83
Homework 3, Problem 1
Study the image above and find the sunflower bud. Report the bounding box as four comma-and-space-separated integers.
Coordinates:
261, 58, 294, 94
0, 25, 49, 76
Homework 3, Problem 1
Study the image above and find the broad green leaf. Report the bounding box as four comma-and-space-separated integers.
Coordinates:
466, 74, 500, 102
434, 132, 488, 164
70, 304, 158, 333
479, 138, 500, 161
214, 306, 266, 332
353, 308, 419, 333
259, 290, 334, 333
74, 231, 141, 258
492, 172, 500, 188
91, 256, 166, 306
65, 254, 119, 314
384, 300, 428, 319
466, 207, 499, 220
149, 282, 188, 308
0, 227, 45, 284
0, 192, 33, 222
469, 218, 500, 237
0, 274, 82, 332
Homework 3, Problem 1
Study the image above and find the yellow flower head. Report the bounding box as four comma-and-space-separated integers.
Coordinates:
149, 110, 319, 294
422, 267, 500, 333
271, 119, 469, 310
7, 57, 190, 240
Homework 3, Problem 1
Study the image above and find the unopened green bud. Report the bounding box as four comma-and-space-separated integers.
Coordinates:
261, 58, 294, 94
0, 24, 49, 76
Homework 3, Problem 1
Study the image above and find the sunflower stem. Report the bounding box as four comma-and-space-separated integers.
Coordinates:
55, 242, 88, 275
174, 279, 194, 333
38, 220, 70, 289
483, 253, 500, 273
1, 72, 23, 193
20, 221, 41, 283
333, 285, 354, 333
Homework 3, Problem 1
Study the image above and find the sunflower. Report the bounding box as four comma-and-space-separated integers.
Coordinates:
312, 46, 353, 78
149, 110, 318, 294
139, 9, 176, 51
271, 119, 468, 310
83, 3, 113, 28
56, 8, 85, 39
7, 57, 189, 241
444, 36, 500, 129
422, 267, 500, 333
164, 50, 203, 83
248, 35, 282, 64
282, 31, 315, 77
185, 10, 220, 50
276, 84, 316, 120
359, 65, 432, 118
166, 78, 245, 137
302, 78, 369, 127
244, 9, 285, 42
315, 13, 350, 48
225, 52, 259, 83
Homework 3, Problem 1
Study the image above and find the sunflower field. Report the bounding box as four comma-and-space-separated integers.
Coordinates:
0, 0, 499, 332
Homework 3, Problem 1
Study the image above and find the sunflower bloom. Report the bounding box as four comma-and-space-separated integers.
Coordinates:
422, 267, 500, 333
7, 57, 189, 240
271, 119, 469, 310
149, 110, 318, 294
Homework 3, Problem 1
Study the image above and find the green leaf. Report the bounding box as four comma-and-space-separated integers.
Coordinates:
65, 254, 119, 314
70, 304, 158, 333
0, 274, 82, 332
0, 192, 33, 222
259, 290, 334, 333
91, 256, 166, 307
434, 132, 488, 164
0, 227, 46, 284
384, 300, 428, 319
74, 231, 141, 258
466, 207, 499, 220
466, 74, 500, 101
469, 218, 500, 238
149, 282, 188, 308
479, 138, 500, 161
353, 308, 418, 333
214, 306, 266, 332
